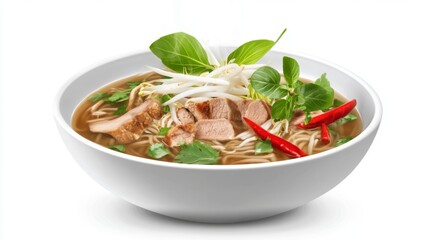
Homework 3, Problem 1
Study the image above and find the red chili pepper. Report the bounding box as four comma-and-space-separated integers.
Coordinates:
320, 123, 330, 145
243, 117, 307, 158
297, 99, 357, 129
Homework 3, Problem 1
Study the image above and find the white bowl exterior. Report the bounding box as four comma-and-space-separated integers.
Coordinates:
54, 49, 381, 223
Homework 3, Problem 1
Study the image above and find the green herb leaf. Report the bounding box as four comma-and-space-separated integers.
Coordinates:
147, 143, 171, 159
127, 81, 141, 89
335, 137, 353, 146
158, 127, 170, 136
283, 56, 300, 87
255, 139, 273, 154
149, 32, 213, 74
298, 83, 332, 112
175, 141, 219, 165
271, 99, 294, 121
315, 73, 334, 108
160, 94, 171, 112
227, 29, 286, 65
109, 144, 125, 153
104, 90, 129, 103
114, 104, 127, 115
250, 66, 288, 99
333, 99, 344, 107
89, 92, 108, 102
336, 113, 357, 125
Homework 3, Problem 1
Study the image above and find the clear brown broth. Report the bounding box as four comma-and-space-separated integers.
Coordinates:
72, 74, 363, 164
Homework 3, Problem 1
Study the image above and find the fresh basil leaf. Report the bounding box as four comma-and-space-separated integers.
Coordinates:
315, 73, 334, 108
336, 113, 357, 125
227, 29, 286, 65
149, 32, 213, 74
271, 99, 294, 121
109, 144, 125, 153
147, 143, 171, 159
175, 141, 219, 165
114, 104, 127, 115
255, 139, 273, 154
89, 92, 108, 102
298, 83, 332, 112
283, 56, 300, 87
250, 66, 288, 99
335, 137, 353, 146
158, 127, 170, 136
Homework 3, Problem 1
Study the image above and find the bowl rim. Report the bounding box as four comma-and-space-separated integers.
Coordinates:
53, 48, 382, 171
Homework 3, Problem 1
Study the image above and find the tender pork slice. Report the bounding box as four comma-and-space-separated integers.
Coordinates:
89, 99, 162, 144
195, 119, 236, 141
243, 100, 271, 125
208, 98, 242, 122
234, 99, 252, 117
185, 101, 210, 120
165, 123, 195, 147
177, 107, 195, 124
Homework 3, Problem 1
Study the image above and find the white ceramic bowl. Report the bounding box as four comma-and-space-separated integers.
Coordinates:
54, 48, 382, 223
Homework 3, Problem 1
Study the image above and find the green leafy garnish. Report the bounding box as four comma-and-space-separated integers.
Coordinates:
282, 56, 300, 87
147, 143, 171, 159
127, 81, 141, 89
114, 104, 127, 115
150, 32, 214, 74
158, 127, 170, 136
250, 56, 334, 121
255, 139, 273, 154
298, 83, 333, 112
104, 90, 130, 103
228, 29, 286, 65
160, 94, 171, 112
335, 137, 353, 146
250, 66, 288, 99
89, 92, 108, 102
333, 99, 344, 107
109, 145, 125, 153
336, 113, 357, 126
175, 141, 219, 165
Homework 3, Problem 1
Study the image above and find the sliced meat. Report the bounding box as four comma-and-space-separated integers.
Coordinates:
165, 123, 195, 147
208, 98, 242, 122
195, 119, 236, 141
185, 101, 210, 120
177, 107, 195, 124
234, 99, 252, 117
243, 100, 271, 125
89, 99, 162, 144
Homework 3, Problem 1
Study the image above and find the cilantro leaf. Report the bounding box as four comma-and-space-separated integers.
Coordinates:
114, 104, 127, 115
335, 137, 353, 146
104, 91, 130, 103
147, 143, 170, 159
160, 95, 171, 112
89, 92, 108, 102
175, 141, 219, 165
109, 145, 125, 153
255, 139, 273, 154
158, 127, 170, 136
336, 113, 357, 126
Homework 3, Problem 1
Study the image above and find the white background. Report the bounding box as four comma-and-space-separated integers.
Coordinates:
1, 0, 428, 239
